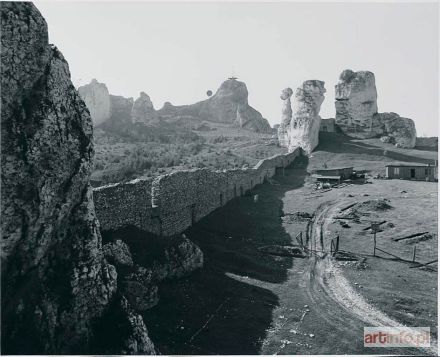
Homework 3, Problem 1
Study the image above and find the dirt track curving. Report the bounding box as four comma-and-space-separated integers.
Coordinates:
304, 201, 438, 356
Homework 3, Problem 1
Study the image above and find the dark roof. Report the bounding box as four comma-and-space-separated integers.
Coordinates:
385, 164, 432, 168
316, 166, 353, 171
316, 175, 341, 180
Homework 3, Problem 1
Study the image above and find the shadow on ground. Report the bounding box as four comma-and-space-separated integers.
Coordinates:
141, 155, 309, 354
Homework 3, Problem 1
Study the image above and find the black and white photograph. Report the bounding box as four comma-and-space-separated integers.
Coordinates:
1, 0, 438, 355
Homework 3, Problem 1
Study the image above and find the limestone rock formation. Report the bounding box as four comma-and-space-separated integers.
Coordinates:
374, 112, 417, 148
334, 69, 417, 148
335, 70, 378, 138
131, 92, 159, 124
119, 297, 156, 354
149, 237, 204, 281
78, 79, 112, 126
100, 95, 134, 133
110, 94, 134, 121
277, 88, 293, 147
278, 81, 326, 154
0, 3, 153, 354
157, 78, 271, 132
123, 267, 159, 311
103, 240, 134, 268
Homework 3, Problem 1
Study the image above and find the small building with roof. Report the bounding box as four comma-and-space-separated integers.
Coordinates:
385, 163, 438, 181
315, 166, 354, 180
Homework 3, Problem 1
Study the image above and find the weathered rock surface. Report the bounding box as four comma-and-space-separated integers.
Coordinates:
278, 81, 326, 154
277, 87, 293, 147
82, 78, 270, 133
0, 3, 153, 354
110, 94, 134, 121
335, 69, 378, 138
122, 267, 159, 311
100, 94, 134, 134
131, 91, 159, 124
149, 237, 204, 281
374, 112, 417, 148
119, 296, 156, 354
78, 79, 111, 126
157, 78, 271, 132
103, 240, 134, 268
92, 295, 156, 354
334, 69, 417, 148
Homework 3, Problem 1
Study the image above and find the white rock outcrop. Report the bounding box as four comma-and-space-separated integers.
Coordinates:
278, 81, 326, 154
375, 112, 417, 148
335, 69, 378, 138
334, 69, 417, 148
78, 79, 111, 126
131, 92, 159, 124
277, 88, 293, 147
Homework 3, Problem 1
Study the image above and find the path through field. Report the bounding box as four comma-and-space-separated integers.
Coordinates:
286, 201, 438, 355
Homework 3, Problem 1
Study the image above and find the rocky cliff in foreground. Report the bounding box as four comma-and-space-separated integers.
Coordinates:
278, 81, 326, 154
0, 3, 154, 354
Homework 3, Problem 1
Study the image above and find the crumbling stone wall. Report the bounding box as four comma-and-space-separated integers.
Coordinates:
93, 148, 301, 236
93, 178, 160, 234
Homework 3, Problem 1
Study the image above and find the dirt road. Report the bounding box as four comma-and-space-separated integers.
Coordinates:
299, 200, 438, 356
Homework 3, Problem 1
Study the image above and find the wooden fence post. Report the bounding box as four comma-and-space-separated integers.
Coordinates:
373, 231, 376, 256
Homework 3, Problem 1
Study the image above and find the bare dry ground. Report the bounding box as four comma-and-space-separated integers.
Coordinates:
138, 133, 437, 355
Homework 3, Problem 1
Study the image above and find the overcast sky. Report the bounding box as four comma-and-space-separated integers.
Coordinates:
36, 1, 438, 135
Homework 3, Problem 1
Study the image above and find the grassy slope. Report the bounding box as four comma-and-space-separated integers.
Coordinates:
91, 124, 284, 185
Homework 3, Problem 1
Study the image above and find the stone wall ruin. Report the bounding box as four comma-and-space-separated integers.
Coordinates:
94, 148, 302, 237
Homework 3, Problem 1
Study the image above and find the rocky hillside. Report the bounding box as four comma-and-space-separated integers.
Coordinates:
0, 3, 155, 354
78, 78, 272, 134
157, 78, 272, 133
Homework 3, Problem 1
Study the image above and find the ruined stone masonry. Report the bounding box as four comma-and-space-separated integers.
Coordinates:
94, 148, 302, 236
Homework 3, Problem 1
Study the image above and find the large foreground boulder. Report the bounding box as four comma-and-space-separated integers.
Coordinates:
278, 81, 326, 154
0, 3, 153, 354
